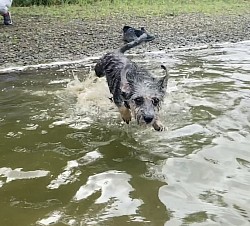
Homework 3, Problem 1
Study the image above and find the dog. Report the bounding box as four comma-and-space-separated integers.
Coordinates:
94, 33, 169, 131
122, 25, 155, 43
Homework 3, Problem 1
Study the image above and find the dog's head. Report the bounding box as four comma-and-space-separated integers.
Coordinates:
122, 25, 132, 33
122, 65, 169, 126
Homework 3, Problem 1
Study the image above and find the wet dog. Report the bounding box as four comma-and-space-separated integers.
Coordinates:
94, 33, 169, 131
122, 25, 155, 43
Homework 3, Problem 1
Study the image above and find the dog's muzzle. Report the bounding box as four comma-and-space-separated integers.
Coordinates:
143, 115, 154, 124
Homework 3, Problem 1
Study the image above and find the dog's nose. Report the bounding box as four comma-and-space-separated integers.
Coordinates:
143, 115, 154, 124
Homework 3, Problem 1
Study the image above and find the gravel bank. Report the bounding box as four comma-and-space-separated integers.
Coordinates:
0, 12, 250, 69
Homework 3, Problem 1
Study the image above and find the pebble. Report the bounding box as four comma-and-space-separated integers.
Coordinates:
1, 13, 250, 68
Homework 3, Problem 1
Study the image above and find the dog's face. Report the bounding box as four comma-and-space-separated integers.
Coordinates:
129, 95, 161, 125
125, 75, 167, 126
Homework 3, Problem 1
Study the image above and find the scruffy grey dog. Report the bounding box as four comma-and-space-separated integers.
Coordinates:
94, 33, 169, 131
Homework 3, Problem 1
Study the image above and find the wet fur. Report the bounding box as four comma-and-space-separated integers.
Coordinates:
94, 33, 169, 131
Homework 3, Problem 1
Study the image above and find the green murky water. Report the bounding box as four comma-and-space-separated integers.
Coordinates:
0, 41, 250, 226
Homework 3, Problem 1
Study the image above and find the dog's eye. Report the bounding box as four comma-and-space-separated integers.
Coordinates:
134, 97, 144, 106
152, 98, 159, 106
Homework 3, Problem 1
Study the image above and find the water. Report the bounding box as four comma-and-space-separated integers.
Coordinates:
0, 41, 250, 226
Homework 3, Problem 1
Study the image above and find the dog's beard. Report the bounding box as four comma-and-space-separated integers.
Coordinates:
136, 114, 142, 125
137, 115, 156, 126
131, 107, 141, 125
133, 109, 156, 126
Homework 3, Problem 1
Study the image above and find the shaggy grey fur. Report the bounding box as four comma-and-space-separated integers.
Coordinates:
94, 33, 169, 131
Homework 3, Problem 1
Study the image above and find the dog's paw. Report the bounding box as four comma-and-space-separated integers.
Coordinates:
153, 121, 164, 131
119, 106, 132, 124
122, 111, 132, 124
122, 117, 131, 124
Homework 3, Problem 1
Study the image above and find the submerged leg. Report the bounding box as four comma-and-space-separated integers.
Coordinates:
153, 120, 164, 131
118, 105, 131, 124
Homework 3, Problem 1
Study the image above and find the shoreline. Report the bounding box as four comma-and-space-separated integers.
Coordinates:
1, 11, 250, 70
2, 40, 250, 74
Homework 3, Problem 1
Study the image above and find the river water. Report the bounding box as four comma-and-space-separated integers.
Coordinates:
0, 41, 250, 226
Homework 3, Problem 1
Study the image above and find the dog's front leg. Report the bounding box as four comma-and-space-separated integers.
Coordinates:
153, 119, 164, 131
118, 105, 132, 124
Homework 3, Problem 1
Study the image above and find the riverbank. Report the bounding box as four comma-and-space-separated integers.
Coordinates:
1, 3, 250, 69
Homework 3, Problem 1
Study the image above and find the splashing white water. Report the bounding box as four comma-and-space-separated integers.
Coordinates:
52, 72, 121, 129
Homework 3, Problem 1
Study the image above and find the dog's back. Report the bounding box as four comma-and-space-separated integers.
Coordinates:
94, 33, 147, 78
94, 52, 127, 78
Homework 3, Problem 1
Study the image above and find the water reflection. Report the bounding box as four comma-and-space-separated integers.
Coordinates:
0, 41, 250, 226
160, 134, 250, 226
159, 41, 250, 225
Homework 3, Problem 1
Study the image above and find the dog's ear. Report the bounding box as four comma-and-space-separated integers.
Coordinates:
157, 65, 169, 89
157, 76, 168, 89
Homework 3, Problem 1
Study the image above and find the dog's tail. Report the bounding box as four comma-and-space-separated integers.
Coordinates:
95, 33, 147, 77
119, 33, 147, 54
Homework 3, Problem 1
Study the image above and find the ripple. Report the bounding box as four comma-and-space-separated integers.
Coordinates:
1, 41, 250, 226
0, 167, 49, 184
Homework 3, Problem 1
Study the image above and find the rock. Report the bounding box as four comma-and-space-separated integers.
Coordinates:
1, 13, 250, 69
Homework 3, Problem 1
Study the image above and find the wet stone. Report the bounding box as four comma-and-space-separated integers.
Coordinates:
1, 13, 250, 68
